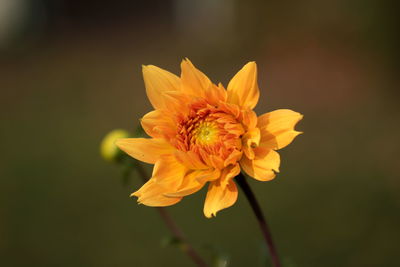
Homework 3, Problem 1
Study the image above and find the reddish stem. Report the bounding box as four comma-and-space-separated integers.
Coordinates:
236, 173, 281, 267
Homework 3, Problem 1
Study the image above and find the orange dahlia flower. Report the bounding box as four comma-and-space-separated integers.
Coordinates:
116, 59, 303, 218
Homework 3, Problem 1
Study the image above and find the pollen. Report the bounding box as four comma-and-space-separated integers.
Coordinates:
193, 121, 219, 145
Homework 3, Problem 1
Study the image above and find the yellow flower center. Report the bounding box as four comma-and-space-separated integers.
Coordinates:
193, 121, 219, 145
175, 100, 245, 162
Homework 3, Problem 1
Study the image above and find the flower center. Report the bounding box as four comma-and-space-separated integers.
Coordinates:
174, 100, 245, 165
193, 121, 219, 145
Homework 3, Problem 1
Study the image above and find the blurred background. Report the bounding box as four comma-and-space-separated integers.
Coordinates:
1, 0, 399, 266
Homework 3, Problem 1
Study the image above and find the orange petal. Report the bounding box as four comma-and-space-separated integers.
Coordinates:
164, 170, 208, 197
161, 90, 191, 114
224, 149, 243, 167
257, 109, 303, 150
203, 179, 238, 218
223, 121, 245, 136
152, 155, 187, 189
196, 168, 221, 184
132, 179, 182, 207
242, 128, 260, 160
180, 58, 211, 98
240, 109, 258, 130
227, 62, 260, 109
142, 65, 181, 110
199, 149, 225, 170
218, 100, 241, 119
220, 163, 240, 187
115, 138, 175, 164
174, 150, 208, 169
141, 110, 177, 139
240, 148, 280, 181
204, 83, 227, 106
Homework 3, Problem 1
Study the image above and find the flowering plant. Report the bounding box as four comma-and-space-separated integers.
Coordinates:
104, 59, 303, 266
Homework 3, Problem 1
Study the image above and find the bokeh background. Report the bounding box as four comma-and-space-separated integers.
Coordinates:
1, 0, 399, 266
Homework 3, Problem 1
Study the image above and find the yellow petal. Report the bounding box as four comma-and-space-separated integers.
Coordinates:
227, 62, 260, 109
257, 109, 303, 150
152, 155, 187, 189
142, 65, 181, 110
203, 179, 238, 218
240, 148, 280, 181
132, 179, 182, 207
141, 110, 177, 139
115, 138, 175, 164
164, 170, 208, 197
180, 58, 211, 97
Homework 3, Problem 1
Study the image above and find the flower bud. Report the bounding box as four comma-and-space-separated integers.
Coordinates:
100, 129, 130, 162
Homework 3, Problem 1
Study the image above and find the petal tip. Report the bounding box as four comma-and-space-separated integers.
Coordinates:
181, 57, 191, 65
142, 64, 160, 73
204, 211, 216, 219
244, 61, 257, 69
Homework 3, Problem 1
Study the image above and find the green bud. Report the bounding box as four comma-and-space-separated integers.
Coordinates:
100, 129, 130, 162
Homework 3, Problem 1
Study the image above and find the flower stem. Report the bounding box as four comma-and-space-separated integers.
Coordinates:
236, 173, 281, 267
133, 161, 208, 267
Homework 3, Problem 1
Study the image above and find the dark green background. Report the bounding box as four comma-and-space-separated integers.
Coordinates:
1, 1, 399, 266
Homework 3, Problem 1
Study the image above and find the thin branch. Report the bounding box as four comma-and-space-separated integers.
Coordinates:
236, 173, 281, 267
133, 161, 208, 267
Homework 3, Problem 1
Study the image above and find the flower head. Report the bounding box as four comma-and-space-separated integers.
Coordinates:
117, 59, 303, 218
